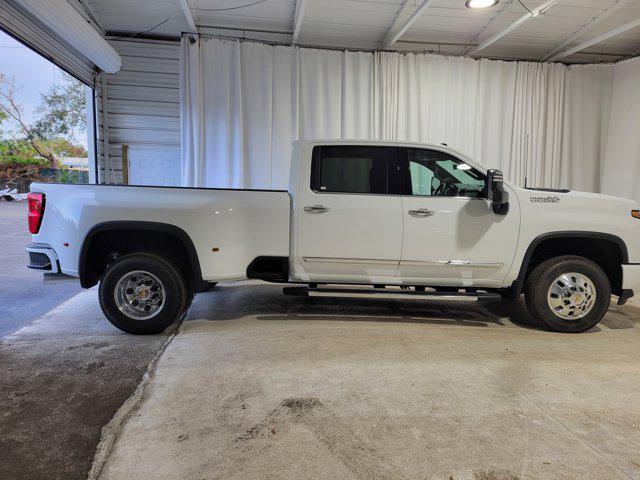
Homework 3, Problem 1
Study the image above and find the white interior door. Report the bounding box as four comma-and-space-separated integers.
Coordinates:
127, 146, 180, 186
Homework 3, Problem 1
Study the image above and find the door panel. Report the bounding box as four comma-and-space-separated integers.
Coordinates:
298, 194, 403, 276
399, 196, 518, 286
398, 148, 519, 286
296, 145, 403, 278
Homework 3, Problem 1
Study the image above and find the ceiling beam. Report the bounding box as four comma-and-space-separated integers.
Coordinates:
381, 0, 436, 50
463, 0, 515, 54
292, 0, 309, 44
469, 0, 560, 56
541, 0, 631, 61
548, 17, 640, 62
178, 0, 197, 32
380, 0, 415, 49
626, 45, 640, 59
76, 0, 104, 33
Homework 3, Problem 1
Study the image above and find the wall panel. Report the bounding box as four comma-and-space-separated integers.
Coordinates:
100, 37, 180, 185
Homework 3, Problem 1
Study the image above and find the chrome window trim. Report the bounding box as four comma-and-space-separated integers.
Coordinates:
309, 190, 402, 197
401, 195, 487, 201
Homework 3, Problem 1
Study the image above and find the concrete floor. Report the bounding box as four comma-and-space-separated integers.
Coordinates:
0, 290, 174, 480
0, 201, 82, 336
94, 282, 640, 480
2, 198, 639, 480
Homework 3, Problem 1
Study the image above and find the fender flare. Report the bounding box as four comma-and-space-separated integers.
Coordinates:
78, 221, 203, 289
511, 231, 628, 297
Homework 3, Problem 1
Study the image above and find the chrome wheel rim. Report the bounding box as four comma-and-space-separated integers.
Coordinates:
114, 270, 165, 320
547, 272, 596, 320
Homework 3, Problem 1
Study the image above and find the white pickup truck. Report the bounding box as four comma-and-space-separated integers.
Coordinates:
27, 140, 640, 334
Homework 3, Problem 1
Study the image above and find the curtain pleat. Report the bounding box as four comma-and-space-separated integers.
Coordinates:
179, 38, 205, 187
474, 59, 516, 176
180, 37, 617, 196
602, 58, 640, 202
342, 51, 375, 140
376, 52, 400, 141
561, 64, 613, 194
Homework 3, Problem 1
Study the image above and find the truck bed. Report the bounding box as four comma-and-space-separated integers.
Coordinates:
29, 183, 291, 281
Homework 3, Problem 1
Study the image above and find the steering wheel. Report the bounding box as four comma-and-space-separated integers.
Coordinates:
443, 183, 459, 197
433, 181, 446, 197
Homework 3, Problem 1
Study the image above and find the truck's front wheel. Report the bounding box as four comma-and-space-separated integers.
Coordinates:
524, 255, 610, 333
99, 253, 188, 334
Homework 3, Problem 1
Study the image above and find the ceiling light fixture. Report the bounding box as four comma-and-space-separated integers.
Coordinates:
465, 0, 499, 8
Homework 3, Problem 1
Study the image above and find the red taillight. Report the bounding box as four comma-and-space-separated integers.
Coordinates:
28, 192, 45, 234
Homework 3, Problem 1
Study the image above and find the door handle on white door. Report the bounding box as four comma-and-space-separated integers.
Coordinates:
408, 208, 435, 218
304, 205, 329, 214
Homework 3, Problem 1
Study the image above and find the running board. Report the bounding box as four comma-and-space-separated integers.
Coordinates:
283, 286, 502, 303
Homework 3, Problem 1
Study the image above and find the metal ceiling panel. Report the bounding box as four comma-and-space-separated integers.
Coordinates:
301, 23, 389, 50
192, 0, 295, 31
0, 0, 97, 84
87, 0, 190, 35
85, 0, 640, 63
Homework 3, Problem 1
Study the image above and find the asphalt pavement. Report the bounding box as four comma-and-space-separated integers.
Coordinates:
0, 200, 83, 336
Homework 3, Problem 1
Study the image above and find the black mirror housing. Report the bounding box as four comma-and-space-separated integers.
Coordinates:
486, 169, 509, 215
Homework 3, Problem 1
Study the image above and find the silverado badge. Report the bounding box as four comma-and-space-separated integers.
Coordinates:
530, 196, 560, 204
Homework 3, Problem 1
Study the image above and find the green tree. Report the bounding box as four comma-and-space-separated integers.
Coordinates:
0, 71, 87, 167
0, 74, 56, 165
0, 74, 6, 130
33, 71, 87, 143
0, 97, 6, 128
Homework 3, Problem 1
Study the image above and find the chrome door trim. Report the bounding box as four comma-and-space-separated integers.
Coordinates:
401, 260, 449, 267
447, 260, 503, 268
303, 257, 398, 265
400, 260, 503, 268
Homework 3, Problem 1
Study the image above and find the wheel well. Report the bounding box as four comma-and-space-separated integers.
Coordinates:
520, 235, 625, 295
246, 256, 289, 283
79, 222, 203, 291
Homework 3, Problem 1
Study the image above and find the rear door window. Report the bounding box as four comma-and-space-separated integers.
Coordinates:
310, 146, 394, 194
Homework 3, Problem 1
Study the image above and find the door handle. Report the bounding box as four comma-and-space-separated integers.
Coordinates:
408, 208, 435, 218
304, 205, 329, 214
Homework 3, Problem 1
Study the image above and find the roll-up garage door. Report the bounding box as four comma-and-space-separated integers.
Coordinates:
0, 0, 96, 85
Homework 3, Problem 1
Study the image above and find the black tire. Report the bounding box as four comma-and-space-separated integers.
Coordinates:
99, 253, 188, 334
524, 255, 610, 333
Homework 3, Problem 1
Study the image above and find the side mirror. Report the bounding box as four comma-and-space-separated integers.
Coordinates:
485, 169, 509, 215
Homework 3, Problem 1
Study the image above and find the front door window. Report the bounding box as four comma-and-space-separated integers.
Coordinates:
406, 149, 485, 198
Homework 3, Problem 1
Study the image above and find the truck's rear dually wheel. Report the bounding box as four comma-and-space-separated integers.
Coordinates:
524, 255, 610, 333
99, 253, 188, 334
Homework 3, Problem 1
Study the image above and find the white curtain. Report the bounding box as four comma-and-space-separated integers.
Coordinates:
180, 38, 203, 187
602, 58, 640, 202
180, 37, 617, 194
561, 64, 613, 194
508, 62, 566, 187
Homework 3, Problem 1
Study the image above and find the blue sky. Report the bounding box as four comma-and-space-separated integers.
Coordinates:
1, 30, 88, 147
0, 29, 67, 126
